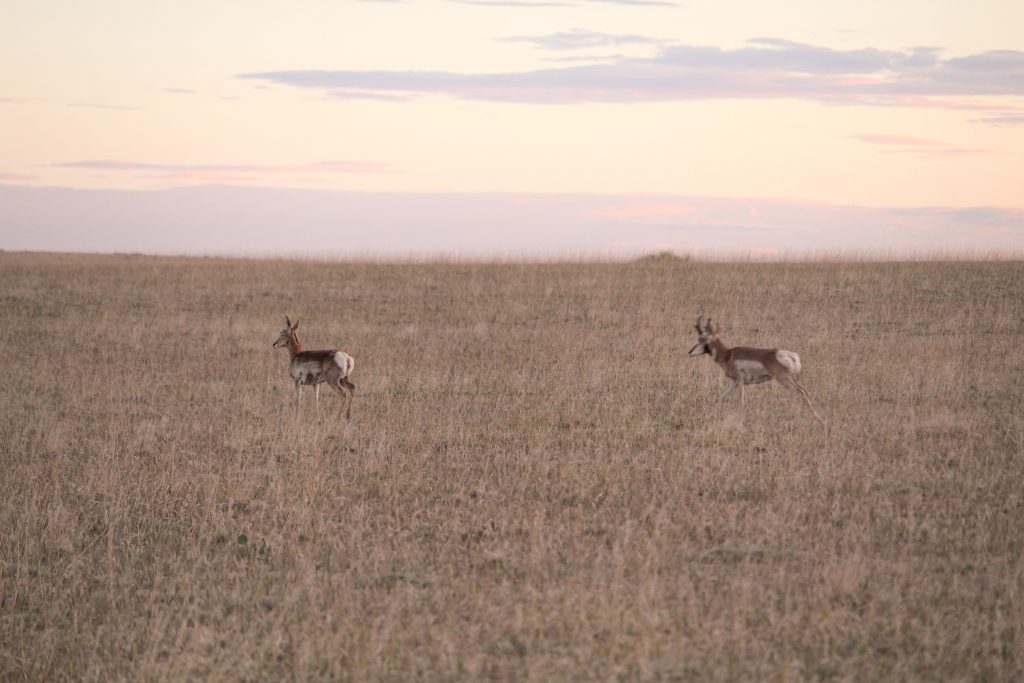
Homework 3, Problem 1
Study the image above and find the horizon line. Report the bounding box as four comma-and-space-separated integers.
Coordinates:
3, 248, 1022, 264
3, 181, 1023, 212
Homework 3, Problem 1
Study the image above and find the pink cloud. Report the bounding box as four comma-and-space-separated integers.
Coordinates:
0, 172, 35, 182
584, 202, 695, 221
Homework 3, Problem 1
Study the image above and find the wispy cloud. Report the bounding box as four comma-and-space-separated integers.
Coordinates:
240, 39, 1024, 108
854, 134, 945, 146
501, 29, 662, 51
457, 0, 678, 6
853, 133, 988, 158
456, 1, 574, 5
972, 111, 1024, 125
67, 102, 141, 111
595, 0, 677, 4
54, 160, 391, 185
328, 90, 412, 102
0, 172, 35, 182
542, 52, 628, 64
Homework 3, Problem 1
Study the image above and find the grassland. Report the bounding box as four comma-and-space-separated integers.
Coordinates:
1, 251, 1022, 681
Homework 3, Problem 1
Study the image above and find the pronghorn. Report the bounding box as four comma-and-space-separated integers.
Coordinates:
689, 316, 823, 424
273, 317, 356, 420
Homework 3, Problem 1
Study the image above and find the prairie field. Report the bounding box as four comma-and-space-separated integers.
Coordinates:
2, 251, 1023, 681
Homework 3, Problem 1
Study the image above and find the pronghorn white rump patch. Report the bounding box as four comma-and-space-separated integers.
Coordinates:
335, 352, 355, 378
775, 350, 802, 374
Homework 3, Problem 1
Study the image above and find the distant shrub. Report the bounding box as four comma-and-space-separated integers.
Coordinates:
632, 250, 692, 264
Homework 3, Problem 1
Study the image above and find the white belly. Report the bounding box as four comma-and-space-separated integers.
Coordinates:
290, 361, 326, 385
735, 359, 772, 385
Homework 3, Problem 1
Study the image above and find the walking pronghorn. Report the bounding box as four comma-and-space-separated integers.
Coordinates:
273, 317, 356, 420
689, 316, 823, 425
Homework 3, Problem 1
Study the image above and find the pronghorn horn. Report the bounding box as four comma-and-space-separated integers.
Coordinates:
285, 316, 292, 327
706, 318, 715, 334
696, 315, 705, 334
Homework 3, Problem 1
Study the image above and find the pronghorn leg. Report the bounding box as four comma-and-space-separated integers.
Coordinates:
782, 377, 824, 425
341, 378, 356, 420
325, 373, 354, 421
315, 383, 321, 415
712, 381, 738, 414
738, 380, 745, 407
792, 380, 825, 426
294, 382, 301, 420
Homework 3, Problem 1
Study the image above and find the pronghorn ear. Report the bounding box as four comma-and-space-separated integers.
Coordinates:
706, 318, 715, 335
292, 317, 301, 331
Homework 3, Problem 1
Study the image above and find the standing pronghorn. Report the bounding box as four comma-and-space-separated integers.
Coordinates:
273, 317, 356, 420
689, 316, 823, 424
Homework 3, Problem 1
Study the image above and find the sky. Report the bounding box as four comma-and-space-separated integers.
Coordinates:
1, 0, 1023, 257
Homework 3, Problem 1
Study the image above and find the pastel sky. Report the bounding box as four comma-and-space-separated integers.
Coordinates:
2, 0, 1023, 256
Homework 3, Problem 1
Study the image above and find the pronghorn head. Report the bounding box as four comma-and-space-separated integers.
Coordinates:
688, 315, 716, 357
273, 316, 300, 349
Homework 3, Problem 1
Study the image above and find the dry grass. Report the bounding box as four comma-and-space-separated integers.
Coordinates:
1, 251, 1023, 681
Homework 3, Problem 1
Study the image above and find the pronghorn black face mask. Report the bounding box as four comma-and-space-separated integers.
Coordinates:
688, 315, 714, 356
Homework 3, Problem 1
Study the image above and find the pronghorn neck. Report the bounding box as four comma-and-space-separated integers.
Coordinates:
707, 337, 730, 365
288, 331, 304, 358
